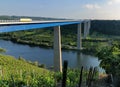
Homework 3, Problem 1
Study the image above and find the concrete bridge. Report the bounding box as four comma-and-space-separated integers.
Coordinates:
0, 20, 91, 72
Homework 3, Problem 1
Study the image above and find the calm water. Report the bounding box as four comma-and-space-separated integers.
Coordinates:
0, 40, 102, 71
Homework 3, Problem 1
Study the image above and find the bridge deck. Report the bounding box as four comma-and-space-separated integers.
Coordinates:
0, 20, 81, 33
0, 20, 81, 25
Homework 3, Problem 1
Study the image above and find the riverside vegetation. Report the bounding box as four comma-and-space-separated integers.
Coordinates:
0, 26, 114, 55
96, 41, 120, 87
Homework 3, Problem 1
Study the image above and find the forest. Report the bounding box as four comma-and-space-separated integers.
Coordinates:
91, 20, 120, 36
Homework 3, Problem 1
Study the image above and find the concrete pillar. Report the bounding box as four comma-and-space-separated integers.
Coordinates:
54, 26, 62, 72
77, 23, 82, 50
86, 21, 91, 37
86, 22, 89, 36
84, 21, 91, 38
84, 22, 87, 39
88, 21, 91, 35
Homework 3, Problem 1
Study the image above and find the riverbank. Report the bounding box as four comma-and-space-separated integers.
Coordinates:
0, 37, 109, 55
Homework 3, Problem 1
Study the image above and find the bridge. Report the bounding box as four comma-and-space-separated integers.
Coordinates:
0, 20, 91, 72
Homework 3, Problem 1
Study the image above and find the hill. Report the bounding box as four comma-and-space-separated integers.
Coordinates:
0, 54, 55, 86
91, 20, 120, 36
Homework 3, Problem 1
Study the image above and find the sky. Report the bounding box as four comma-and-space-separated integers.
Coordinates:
0, 0, 120, 19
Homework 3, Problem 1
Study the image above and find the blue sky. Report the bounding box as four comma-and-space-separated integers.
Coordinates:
0, 0, 120, 19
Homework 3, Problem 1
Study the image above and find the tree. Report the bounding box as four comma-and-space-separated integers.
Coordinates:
97, 42, 120, 76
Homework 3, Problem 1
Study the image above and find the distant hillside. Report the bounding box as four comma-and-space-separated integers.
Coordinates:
0, 15, 66, 20
91, 20, 120, 36
58, 20, 120, 36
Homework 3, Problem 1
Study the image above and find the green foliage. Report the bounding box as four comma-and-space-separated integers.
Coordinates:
96, 42, 120, 76
0, 54, 56, 87
66, 69, 80, 87
66, 68, 99, 87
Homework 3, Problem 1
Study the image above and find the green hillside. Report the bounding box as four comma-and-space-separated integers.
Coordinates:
0, 54, 55, 87
0, 54, 48, 75
91, 20, 120, 36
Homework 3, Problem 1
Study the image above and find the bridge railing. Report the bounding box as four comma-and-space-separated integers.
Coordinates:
0, 20, 44, 23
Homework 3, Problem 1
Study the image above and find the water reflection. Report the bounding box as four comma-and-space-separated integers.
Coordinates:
76, 52, 99, 68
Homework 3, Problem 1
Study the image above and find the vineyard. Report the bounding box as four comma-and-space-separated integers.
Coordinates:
0, 54, 55, 87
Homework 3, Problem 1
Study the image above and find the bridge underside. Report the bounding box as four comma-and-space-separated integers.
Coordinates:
0, 21, 80, 33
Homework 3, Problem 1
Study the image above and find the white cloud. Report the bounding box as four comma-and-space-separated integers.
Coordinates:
108, 0, 120, 5
84, 4, 101, 9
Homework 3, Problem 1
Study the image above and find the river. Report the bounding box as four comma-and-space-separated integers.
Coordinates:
0, 40, 102, 71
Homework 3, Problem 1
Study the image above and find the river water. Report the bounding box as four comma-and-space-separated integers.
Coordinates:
0, 40, 102, 71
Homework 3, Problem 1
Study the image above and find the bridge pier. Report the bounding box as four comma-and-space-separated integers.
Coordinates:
88, 20, 91, 35
54, 26, 62, 72
83, 21, 91, 39
77, 23, 82, 50
83, 21, 87, 39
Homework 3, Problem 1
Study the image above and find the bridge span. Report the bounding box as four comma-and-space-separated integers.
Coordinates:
0, 20, 91, 72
